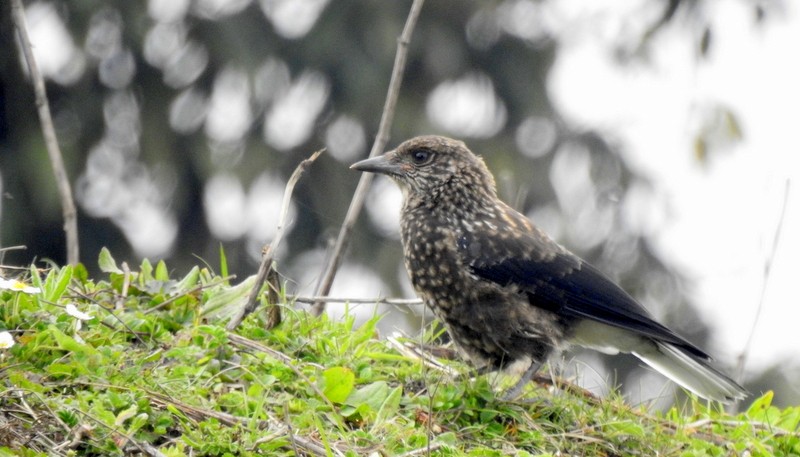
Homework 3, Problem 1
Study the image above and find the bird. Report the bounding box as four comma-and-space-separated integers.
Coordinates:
351, 135, 747, 403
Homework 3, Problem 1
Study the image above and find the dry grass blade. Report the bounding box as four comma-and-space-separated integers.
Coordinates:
10, 0, 79, 265
311, 0, 426, 316
226, 149, 324, 331
386, 334, 460, 376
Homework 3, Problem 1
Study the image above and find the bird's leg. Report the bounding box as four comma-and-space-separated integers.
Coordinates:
501, 360, 543, 401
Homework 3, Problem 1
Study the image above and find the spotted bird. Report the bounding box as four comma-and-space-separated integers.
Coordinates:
351, 135, 747, 403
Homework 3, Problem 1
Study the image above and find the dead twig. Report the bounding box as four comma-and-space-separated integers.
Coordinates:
735, 179, 791, 391
226, 149, 324, 331
10, 0, 79, 265
292, 295, 423, 306
312, 0, 426, 316
265, 268, 282, 329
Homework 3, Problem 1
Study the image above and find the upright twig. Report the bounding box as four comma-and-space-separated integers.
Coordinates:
226, 149, 324, 331
734, 180, 791, 383
11, 0, 79, 265
311, 0, 426, 316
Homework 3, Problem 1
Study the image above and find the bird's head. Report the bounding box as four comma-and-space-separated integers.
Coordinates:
351, 135, 496, 206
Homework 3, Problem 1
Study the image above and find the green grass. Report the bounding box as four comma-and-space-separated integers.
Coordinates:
0, 249, 798, 456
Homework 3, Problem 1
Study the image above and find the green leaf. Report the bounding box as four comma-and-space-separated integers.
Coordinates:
127, 413, 150, 435
747, 391, 774, 416
29, 264, 43, 293
98, 247, 122, 273
140, 258, 154, 284
47, 325, 99, 356
344, 381, 390, 420
115, 404, 139, 426
8, 372, 46, 393
155, 260, 170, 281
201, 275, 256, 319
143, 349, 163, 363
73, 262, 89, 284
176, 266, 200, 290
45, 265, 73, 302
45, 363, 74, 377
219, 244, 229, 285
322, 367, 355, 404
374, 386, 402, 426
777, 406, 800, 430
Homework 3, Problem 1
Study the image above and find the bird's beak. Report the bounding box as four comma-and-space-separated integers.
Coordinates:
350, 152, 403, 176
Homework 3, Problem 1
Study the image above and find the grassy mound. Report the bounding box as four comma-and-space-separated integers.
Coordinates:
0, 250, 798, 456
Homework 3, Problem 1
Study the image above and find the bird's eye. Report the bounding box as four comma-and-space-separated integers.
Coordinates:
411, 149, 433, 165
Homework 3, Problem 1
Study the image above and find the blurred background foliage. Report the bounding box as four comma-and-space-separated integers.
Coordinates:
0, 0, 792, 406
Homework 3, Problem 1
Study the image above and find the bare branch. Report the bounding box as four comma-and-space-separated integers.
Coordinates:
311, 0, 426, 316
226, 149, 324, 331
10, 0, 79, 265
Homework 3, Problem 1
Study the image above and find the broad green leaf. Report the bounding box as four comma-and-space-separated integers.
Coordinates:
201, 275, 256, 319
48, 325, 99, 356
73, 262, 89, 284
777, 406, 800, 430
176, 266, 200, 290
747, 391, 774, 416
374, 385, 402, 426
127, 413, 150, 435
45, 363, 74, 377
344, 381, 390, 420
140, 258, 154, 283
98, 247, 122, 273
155, 260, 170, 281
46, 265, 73, 302
322, 367, 355, 404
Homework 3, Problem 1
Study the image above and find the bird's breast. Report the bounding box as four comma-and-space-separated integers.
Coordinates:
399, 213, 470, 311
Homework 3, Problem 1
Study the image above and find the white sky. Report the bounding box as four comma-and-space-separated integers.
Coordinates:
549, 0, 800, 373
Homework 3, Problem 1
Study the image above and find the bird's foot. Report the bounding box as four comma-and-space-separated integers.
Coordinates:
500, 360, 542, 401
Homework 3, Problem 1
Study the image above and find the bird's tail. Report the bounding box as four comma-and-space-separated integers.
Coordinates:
633, 342, 748, 403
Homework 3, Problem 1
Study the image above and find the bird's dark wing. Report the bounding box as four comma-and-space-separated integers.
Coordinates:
461, 230, 710, 360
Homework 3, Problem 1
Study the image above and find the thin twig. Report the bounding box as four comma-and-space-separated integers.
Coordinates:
143, 276, 233, 314
10, 0, 79, 265
735, 180, 791, 385
684, 417, 793, 437
0, 245, 28, 253
293, 295, 423, 306
395, 442, 445, 457
226, 149, 324, 331
311, 0, 426, 316
65, 289, 147, 346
